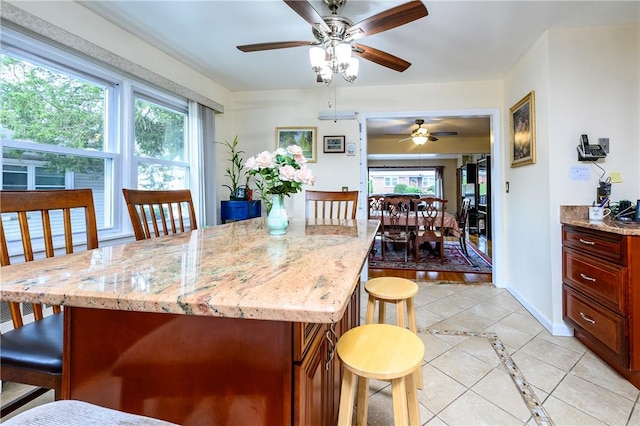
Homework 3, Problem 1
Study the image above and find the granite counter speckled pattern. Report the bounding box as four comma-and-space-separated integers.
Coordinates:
0, 218, 379, 323
560, 205, 640, 236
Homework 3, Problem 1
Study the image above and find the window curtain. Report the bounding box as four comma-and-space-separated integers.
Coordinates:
435, 166, 444, 198
190, 101, 216, 227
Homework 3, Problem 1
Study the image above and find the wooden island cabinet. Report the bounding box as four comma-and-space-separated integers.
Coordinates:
561, 214, 640, 389
1, 218, 377, 425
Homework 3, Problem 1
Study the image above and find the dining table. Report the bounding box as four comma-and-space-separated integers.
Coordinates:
372, 211, 460, 237
0, 217, 379, 425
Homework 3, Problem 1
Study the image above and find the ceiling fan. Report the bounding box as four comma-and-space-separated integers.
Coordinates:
398, 119, 458, 144
237, 0, 428, 83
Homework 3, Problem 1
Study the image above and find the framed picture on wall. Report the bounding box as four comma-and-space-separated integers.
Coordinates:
323, 135, 345, 153
509, 90, 536, 167
275, 127, 317, 163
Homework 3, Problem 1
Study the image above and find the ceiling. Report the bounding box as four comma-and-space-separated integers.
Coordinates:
75, 0, 638, 155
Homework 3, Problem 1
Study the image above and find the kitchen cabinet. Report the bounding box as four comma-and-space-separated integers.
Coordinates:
562, 225, 640, 388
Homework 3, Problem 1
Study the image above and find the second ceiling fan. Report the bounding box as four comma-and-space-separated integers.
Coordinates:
398, 119, 458, 144
237, 0, 428, 83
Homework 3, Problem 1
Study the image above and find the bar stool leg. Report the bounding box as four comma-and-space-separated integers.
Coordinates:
391, 377, 409, 425
395, 300, 406, 329
378, 300, 386, 324
338, 369, 357, 426
405, 368, 421, 425
406, 298, 423, 389
356, 376, 369, 426
365, 295, 376, 324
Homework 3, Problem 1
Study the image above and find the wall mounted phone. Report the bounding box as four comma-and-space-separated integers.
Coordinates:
577, 134, 607, 161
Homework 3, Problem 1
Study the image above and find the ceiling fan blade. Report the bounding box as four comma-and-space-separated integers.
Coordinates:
347, 1, 428, 38
398, 136, 412, 142
428, 135, 439, 142
353, 44, 411, 72
237, 41, 317, 52
283, 0, 330, 33
430, 131, 458, 136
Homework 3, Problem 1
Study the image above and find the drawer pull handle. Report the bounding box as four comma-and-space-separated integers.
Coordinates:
578, 238, 595, 245
580, 312, 596, 324
580, 273, 596, 282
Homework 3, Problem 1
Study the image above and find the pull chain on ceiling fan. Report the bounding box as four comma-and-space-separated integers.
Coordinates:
237, 0, 428, 84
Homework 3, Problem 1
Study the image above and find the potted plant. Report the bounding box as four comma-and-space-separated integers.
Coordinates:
218, 135, 249, 200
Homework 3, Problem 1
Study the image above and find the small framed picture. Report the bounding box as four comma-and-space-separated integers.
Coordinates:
323, 135, 345, 153
276, 127, 317, 162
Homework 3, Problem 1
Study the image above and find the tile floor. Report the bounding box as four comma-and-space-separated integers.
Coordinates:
2, 282, 639, 425
360, 282, 640, 425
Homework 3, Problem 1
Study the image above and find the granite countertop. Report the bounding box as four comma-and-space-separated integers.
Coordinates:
0, 218, 379, 323
560, 205, 640, 236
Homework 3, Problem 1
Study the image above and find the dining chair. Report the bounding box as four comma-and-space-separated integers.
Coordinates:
122, 189, 197, 241
0, 188, 99, 417
367, 195, 385, 258
413, 197, 448, 264
304, 190, 358, 219
380, 196, 414, 263
456, 198, 472, 256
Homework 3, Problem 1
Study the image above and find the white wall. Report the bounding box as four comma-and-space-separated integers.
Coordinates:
231, 81, 503, 219
504, 25, 639, 335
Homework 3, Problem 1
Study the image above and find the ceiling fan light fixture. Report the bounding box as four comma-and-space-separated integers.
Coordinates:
335, 42, 351, 66
412, 135, 428, 145
309, 46, 326, 70
343, 57, 359, 82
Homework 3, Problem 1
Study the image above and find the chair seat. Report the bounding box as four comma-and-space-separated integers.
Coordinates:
1, 313, 63, 375
2, 400, 179, 425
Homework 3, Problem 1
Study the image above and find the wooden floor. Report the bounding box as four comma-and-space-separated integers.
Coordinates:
368, 233, 493, 284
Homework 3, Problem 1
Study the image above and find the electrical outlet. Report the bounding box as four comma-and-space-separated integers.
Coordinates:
342, 186, 348, 192
598, 138, 610, 153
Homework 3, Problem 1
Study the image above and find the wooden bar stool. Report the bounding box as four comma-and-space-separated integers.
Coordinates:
364, 276, 423, 388
336, 324, 424, 426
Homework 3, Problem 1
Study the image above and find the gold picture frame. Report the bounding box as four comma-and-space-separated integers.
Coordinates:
275, 127, 317, 163
510, 90, 536, 167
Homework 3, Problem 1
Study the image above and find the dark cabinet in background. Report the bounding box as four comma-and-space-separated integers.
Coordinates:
220, 200, 261, 223
457, 163, 477, 234
477, 156, 491, 239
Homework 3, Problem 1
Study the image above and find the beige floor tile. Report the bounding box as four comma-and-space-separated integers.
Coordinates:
570, 352, 640, 401
484, 321, 536, 351
425, 415, 448, 425
628, 403, 640, 426
437, 293, 481, 310
491, 291, 527, 312
519, 336, 583, 372
511, 351, 567, 394
419, 332, 453, 362
414, 305, 446, 329
552, 374, 636, 425
536, 328, 589, 354
437, 390, 523, 425
425, 298, 468, 318
432, 309, 497, 332
498, 310, 546, 336
417, 364, 467, 413
472, 368, 533, 422
429, 347, 494, 388
468, 299, 516, 322
543, 395, 607, 426
456, 335, 501, 368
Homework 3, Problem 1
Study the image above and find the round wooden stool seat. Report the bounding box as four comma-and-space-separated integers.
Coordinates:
364, 277, 423, 389
337, 324, 424, 426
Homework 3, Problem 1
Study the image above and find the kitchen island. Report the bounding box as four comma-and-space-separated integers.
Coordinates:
0, 217, 379, 425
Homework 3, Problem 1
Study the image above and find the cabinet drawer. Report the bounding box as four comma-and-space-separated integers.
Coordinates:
563, 286, 628, 366
562, 247, 627, 315
562, 226, 625, 264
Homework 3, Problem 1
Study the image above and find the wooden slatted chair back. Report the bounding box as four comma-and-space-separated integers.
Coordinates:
305, 190, 358, 219
122, 189, 197, 241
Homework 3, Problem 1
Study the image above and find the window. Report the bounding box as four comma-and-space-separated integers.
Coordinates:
383, 177, 398, 188
369, 167, 442, 197
1, 27, 195, 246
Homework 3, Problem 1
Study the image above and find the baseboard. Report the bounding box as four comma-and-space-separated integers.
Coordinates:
507, 286, 573, 337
